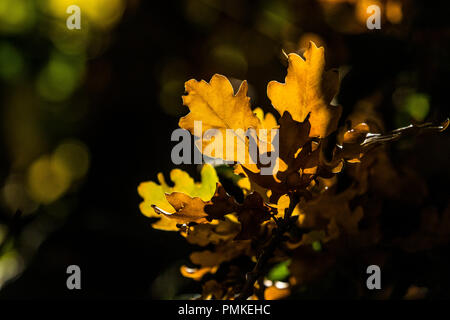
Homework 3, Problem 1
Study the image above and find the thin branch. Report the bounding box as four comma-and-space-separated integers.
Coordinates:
236, 193, 299, 300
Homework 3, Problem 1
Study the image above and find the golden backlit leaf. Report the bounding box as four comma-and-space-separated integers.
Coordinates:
137, 164, 218, 231
153, 192, 210, 224
152, 183, 237, 228
179, 74, 260, 163
267, 41, 342, 138
253, 107, 277, 130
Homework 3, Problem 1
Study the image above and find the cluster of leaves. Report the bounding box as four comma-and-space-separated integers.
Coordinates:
138, 42, 448, 300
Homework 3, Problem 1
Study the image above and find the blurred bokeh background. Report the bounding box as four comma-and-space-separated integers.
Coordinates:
0, 0, 448, 298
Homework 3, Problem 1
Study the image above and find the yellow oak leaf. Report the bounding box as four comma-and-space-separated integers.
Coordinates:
267, 41, 342, 138
179, 74, 261, 164
153, 192, 210, 224
275, 194, 302, 219
137, 164, 218, 231
253, 107, 277, 130
151, 183, 236, 227
234, 163, 272, 202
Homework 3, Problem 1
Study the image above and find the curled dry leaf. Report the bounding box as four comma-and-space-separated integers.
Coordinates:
334, 118, 450, 164
152, 183, 236, 227
181, 218, 240, 246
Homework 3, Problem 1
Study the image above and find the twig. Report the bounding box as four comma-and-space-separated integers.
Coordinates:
236, 193, 299, 300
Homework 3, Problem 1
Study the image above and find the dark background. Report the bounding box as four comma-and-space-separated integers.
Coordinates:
0, 0, 449, 298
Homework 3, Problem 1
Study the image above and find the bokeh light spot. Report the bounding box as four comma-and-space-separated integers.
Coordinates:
0, 0, 35, 33
159, 80, 185, 116
210, 45, 247, 77
404, 93, 430, 121
46, 0, 126, 30
0, 42, 25, 82
0, 250, 23, 289
52, 140, 90, 181
36, 53, 84, 102
386, 0, 402, 24
27, 155, 71, 204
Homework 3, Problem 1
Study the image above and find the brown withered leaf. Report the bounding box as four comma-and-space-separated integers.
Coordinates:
204, 183, 238, 220
202, 280, 225, 300
333, 118, 450, 164
182, 218, 240, 247
152, 183, 237, 227
299, 188, 364, 237
235, 192, 271, 240
238, 112, 320, 202
289, 246, 336, 286
190, 240, 252, 269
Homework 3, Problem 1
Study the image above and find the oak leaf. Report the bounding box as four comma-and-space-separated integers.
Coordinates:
190, 240, 251, 269
153, 192, 211, 224
235, 192, 271, 240
267, 41, 342, 138
238, 112, 318, 202
181, 217, 240, 246
179, 74, 260, 164
253, 107, 277, 130
137, 164, 218, 231
151, 183, 237, 229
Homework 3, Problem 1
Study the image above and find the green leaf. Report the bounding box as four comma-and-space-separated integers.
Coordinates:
267, 260, 291, 281
312, 240, 322, 252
